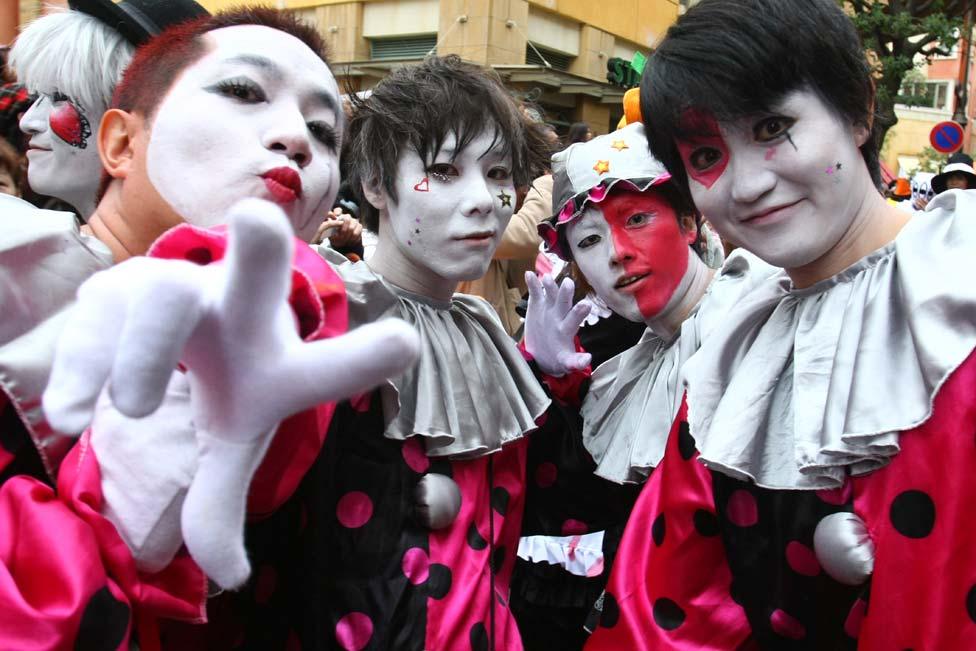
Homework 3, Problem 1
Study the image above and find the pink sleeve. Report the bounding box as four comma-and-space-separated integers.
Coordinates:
0, 433, 206, 651
518, 338, 592, 407
586, 398, 753, 651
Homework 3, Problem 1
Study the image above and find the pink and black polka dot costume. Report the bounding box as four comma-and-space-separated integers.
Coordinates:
200, 249, 551, 651
587, 193, 976, 650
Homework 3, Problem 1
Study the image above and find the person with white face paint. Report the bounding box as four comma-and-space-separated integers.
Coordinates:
8, 0, 209, 217
512, 122, 774, 649
0, 10, 417, 649
199, 55, 551, 651
587, 1, 976, 650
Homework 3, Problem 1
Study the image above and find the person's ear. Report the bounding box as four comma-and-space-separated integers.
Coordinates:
98, 109, 141, 180
360, 177, 388, 212
854, 81, 876, 148
679, 213, 699, 245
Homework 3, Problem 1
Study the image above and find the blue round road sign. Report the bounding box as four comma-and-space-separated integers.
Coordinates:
930, 120, 965, 153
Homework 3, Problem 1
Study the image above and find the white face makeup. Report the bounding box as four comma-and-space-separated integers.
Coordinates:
676, 89, 873, 269
20, 93, 103, 214
568, 210, 642, 322
566, 189, 694, 325
375, 130, 516, 285
147, 25, 342, 241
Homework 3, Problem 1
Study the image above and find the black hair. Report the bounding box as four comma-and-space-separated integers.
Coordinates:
641, 0, 880, 197
343, 55, 551, 231
565, 122, 591, 146
555, 182, 705, 262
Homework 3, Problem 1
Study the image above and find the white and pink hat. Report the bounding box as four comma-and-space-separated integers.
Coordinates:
539, 122, 672, 259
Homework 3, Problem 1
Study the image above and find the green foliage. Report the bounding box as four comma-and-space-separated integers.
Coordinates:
915, 145, 950, 174
840, 0, 971, 144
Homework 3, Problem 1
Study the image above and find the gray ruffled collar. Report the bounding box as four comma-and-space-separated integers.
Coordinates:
581, 250, 778, 484
0, 197, 112, 477
684, 189, 976, 489
317, 247, 550, 458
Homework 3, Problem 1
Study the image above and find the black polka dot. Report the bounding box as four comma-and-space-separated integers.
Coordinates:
967, 584, 976, 624
185, 247, 214, 266
600, 591, 620, 628
653, 598, 686, 631
652, 513, 666, 546
429, 458, 453, 477
466, 523, 487, 550
428, 563, 452, 599
693, 509, 720, 537
889, 490, 936, 538
491, 545, 506, 574
75, 586, 129, 651
491, 487, 510, 516
678, 422, 695, 460
729, 580, 745, 606
470, 622, 489, 651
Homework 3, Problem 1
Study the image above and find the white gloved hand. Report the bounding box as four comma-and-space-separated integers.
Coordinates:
44, 198, 420, 589
523, 272, 592, 377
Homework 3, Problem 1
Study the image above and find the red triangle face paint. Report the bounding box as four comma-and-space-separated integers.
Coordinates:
413, 177, 430, 192
49, 102, 92, 149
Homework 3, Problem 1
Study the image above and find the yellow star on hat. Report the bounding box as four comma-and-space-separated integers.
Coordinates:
610, 140, 629, 151
593, 160, 611, 175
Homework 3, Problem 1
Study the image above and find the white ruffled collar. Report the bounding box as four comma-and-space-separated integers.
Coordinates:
580, 250, 778, 483
684, 189, 976, 489
317, 247, 550, 458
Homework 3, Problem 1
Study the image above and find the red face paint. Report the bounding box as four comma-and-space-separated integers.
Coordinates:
601, 189, 691, 319
675, 110, 728, 189
48, 101, 91, 149
413, 177, 430, 192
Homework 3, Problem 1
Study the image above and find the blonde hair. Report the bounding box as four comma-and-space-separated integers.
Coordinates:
8, 8, 135, 114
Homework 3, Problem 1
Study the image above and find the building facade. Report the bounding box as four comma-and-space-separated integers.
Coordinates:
4, 0, 678, 134
199, 0, 679, 134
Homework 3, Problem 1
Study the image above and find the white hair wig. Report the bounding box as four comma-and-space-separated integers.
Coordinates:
8, 7, 136, 114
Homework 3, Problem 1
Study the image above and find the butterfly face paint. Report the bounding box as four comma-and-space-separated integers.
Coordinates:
567, 188, 694, 323
20, 93, 103, 215
676, 89, 872, 269
377, 129, 515, 284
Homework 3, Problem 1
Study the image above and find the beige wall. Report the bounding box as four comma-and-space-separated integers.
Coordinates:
295, 3, 371, 62
363, 0, 438, 37
527, 0, 677, 48
438, 0, 528, 65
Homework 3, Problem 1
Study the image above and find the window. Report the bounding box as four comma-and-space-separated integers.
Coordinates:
369, 35, 437, 60
899, 81, 951, 111
526, 44, 573, 71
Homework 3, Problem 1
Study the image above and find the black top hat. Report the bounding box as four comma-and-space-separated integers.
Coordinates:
68, 0, 210, 46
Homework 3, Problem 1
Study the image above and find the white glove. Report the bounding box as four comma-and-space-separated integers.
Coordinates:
44, 199, 420, 589
523, 272, 592, 377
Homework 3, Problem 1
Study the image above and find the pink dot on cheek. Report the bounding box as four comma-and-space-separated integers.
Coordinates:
785, 541, 821, 576
726, 489, 759, 527
336, 491, 373, 528
335, 612, 373, 651
764, 147, 777, 161
401, 437, 430, 473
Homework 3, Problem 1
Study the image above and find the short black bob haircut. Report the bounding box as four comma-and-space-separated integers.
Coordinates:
641, 0, 880, 198
343, 55, 551, 231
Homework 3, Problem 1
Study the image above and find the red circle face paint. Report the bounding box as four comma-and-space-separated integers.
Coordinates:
48, 100, 92, 149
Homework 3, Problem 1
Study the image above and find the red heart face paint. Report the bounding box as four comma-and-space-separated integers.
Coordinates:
569, 188, 693, 322
48, 100, 91, 149
675, 110, 728, 190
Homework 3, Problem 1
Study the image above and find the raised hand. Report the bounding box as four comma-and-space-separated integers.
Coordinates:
44, 199, 420, 589
523, 272, 592, 377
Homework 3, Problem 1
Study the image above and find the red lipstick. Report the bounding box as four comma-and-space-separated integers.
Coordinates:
262, 167, 303, 204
